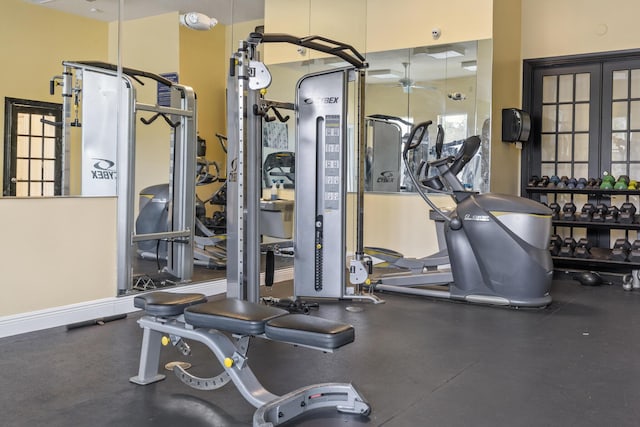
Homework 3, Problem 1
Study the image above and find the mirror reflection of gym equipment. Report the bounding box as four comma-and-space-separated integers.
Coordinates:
50, 61, 199, 294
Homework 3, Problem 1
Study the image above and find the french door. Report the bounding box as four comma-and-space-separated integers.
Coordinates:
523, 52, 640, 248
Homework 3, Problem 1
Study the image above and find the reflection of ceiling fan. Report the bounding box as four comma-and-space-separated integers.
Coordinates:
396, 62, 424, 93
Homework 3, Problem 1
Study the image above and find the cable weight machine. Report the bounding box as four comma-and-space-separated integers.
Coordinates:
226, 32, 383, 304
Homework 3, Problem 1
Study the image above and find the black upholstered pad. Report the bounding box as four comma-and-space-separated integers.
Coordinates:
265, 314, 355, 350
133, 292, 207, 316
184, 299, 288, 335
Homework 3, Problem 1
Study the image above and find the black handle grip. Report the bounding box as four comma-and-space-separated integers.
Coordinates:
404, 120, 432, 154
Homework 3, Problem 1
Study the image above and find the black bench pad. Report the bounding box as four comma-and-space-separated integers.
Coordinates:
184, 299, 288, 335
134, 292, 207, 316
265, 314, 355, 350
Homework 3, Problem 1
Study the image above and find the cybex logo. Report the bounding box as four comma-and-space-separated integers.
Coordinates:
303, 97, 340, 105
377, 170, 395, 183
91, 158, 116, 180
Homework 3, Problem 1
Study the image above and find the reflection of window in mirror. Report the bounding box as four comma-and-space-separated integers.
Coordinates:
3, 98, 62, 197
437, 113, 468, 143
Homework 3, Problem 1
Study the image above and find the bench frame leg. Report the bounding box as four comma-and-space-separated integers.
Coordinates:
130, 326, 166, 385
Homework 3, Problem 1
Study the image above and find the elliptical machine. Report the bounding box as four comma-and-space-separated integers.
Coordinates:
136, 135, 227, 270
373, 121, 553, 308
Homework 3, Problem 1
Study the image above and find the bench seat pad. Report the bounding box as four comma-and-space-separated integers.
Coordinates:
184, 299, 288, 335
134, 292, 207, 316
265, 314, 355, 350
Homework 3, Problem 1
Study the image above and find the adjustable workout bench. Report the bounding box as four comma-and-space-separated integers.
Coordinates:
129, 292, 371, 426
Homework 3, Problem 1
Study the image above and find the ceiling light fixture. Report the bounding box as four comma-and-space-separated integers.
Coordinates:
461, 60, 477, 71
368, 69, 402, 79
414, 45, 465, 59
323, 58, 350, 68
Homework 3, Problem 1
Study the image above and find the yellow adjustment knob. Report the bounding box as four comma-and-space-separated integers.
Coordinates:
316, 243, 322, 249
161, 336, 170, 346
224, 357, 234, 368
365, 278, 371, 285
260, 88, 267, 95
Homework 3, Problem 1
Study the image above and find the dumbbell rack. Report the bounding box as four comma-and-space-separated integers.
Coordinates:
526, 186, 640, 273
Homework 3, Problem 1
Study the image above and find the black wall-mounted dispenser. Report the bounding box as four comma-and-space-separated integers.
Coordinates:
502, 108, 531, 142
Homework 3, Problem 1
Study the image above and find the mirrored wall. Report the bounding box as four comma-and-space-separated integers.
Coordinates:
261, 39, 492, 194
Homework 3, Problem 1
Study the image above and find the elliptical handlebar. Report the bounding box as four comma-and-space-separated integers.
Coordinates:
403, 120, 432, 154
401, 120, 457, 224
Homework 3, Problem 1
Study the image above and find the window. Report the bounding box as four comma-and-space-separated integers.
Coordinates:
3, 98, 62, 196
437, 113, 468, 143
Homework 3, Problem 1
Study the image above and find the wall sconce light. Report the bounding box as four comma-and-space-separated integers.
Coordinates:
179, 12, 217, 31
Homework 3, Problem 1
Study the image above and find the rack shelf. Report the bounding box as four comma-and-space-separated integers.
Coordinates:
553, 246, 640, 271
526, 186, 640, 274
552, 220, 640, 230
526, 186, 640, 196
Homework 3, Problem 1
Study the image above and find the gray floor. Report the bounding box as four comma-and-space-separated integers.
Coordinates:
1, 278, 639, 426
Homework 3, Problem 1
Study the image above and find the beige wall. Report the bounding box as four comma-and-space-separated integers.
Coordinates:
521, 0, 640, 60
0, 197, 116, 315
490, 0, 522, 195
265, 0, 492, 64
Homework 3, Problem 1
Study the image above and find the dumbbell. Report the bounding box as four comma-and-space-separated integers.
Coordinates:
602, 172, 616, 184
576, 177, 588, 189
578, 203, 595, 222
605, 205, 620, 223
628, 180, 638, 190
614, 175, 630, 190
618, 202, 637, 224
546, 175, 560, 189
549, 234, 563, 256
567, 177, 578, 189
562, 202, 577, 221
601, 173, 615, 190
574, 238, 592, 259
585, 178, 598, 189
610, 238, 631, 261
592, 203, 608, 222
548, 202, 561, 220
528, 175, 540, 187
628, 240, 640, 263
536, 175, 550, 187
559, 237, 577, 257
601, 179, 614, 190
556, 176, 569, 189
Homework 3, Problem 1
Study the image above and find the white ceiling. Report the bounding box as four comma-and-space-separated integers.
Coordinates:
25, 0, 265, 24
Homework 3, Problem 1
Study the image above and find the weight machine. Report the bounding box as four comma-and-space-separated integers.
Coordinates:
226, 32, 382, 304
51, 61, 197, 293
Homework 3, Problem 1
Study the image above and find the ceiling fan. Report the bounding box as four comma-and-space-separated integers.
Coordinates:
396, 62, 424, 93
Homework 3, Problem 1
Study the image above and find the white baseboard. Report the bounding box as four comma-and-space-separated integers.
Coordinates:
0, 267, 293, 339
